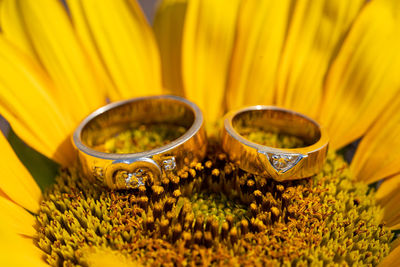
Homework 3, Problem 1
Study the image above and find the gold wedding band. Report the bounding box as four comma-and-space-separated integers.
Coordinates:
221, 106, 328, 181
73, 95, 207, 190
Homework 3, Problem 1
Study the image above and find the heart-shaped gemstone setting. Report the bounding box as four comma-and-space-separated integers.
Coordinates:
105, 158, 162, 189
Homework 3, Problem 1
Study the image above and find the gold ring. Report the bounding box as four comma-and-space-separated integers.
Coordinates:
221, 106, 328, 181
73, 95, 207, 190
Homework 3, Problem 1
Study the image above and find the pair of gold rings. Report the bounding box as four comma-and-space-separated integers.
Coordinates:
73, 95, 328, 190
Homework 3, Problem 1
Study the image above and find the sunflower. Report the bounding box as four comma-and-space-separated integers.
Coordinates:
1, 0, 400, 265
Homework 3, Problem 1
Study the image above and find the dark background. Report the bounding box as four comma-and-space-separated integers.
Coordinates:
139, 0, 158, 21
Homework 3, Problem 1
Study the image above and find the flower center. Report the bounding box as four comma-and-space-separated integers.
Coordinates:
92, 122, 187, 154
235, 123, 306, 148
35, 125, 393, 266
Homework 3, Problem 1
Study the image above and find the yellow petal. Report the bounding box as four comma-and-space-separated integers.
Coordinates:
66, 0, 118, 101
67, 0, 162, 100
1, 0, 36, 58
0, 221, 47, 266
0, 133, 41, 213
226, 0, 291, 110
153, 0, 187, 96
275, 0, 364, 118
319, 0, 400, 149
375, 175, 400, 207
182, 0, 241, 124
0, 37, 75, 165
390, 237, 400, 253
375, 174, 400, 229
17, 0, 106, 122
0, 196, 37, 236
82, 247, 141, 267
379, 239, 400, 266
351, 96, 400, 184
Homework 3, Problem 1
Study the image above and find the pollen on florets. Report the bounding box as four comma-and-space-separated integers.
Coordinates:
35, 124, 393, 266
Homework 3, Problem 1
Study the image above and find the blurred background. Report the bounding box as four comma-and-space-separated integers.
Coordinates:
0, 0, 159, 136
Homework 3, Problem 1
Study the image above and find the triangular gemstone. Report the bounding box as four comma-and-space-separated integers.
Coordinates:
260, 152, 304, 173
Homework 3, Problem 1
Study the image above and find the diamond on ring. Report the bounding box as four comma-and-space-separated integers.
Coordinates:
162, 156, 176, 171
259, 151, 305, 173
125, 169, 145, 188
